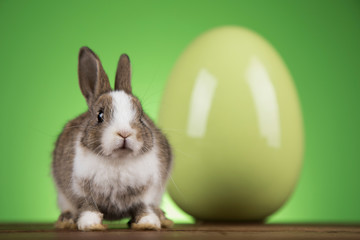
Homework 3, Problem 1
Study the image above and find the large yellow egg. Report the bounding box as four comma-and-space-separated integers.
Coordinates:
158, 26, 303, 221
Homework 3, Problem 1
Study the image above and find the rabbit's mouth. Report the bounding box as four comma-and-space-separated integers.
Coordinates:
118, 139, 133, 150
113, 144, 133, 154
120, 140, 130, 149
103, 147, 133, 159
101, 138, 138, 158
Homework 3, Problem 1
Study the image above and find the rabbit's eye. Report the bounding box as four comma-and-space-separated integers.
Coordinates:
97, 110, 104, 123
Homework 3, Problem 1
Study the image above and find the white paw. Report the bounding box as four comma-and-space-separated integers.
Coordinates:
77, 211, 105, 231
137, 213, 161, 229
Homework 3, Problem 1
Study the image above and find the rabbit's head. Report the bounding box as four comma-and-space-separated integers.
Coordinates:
78, 47, 154, 159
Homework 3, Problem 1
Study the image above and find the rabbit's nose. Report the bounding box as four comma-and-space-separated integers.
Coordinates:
117, 131, 131, 139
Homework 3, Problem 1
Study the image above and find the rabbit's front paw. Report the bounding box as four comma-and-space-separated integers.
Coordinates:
131, 212, 161, 231
77, 211, 106, 231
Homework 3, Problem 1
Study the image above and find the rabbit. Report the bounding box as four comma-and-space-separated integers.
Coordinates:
52, 47, 173, 231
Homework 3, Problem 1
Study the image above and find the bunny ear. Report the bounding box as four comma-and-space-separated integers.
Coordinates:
78, 47, 111, 105
115, 54, 132, 94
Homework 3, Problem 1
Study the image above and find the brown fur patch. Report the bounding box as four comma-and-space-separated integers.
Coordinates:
160, 219, 174, 228
52, 112, 88, 209
55, 219, 77, 230
55, 211, 77, 229
81, 93, 113, 155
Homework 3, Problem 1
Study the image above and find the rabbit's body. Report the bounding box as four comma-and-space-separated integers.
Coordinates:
52, 48, 172, 231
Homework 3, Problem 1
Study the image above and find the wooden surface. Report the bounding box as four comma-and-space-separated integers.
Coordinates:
0, 223, 360, 240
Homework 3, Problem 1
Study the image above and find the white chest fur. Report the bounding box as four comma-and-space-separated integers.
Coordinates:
71, 137, 161, 208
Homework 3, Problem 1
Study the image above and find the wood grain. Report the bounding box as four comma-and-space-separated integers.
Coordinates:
0, 223, 359, 240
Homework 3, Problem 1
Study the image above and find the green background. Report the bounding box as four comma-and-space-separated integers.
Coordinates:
0, 0, 359, 223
